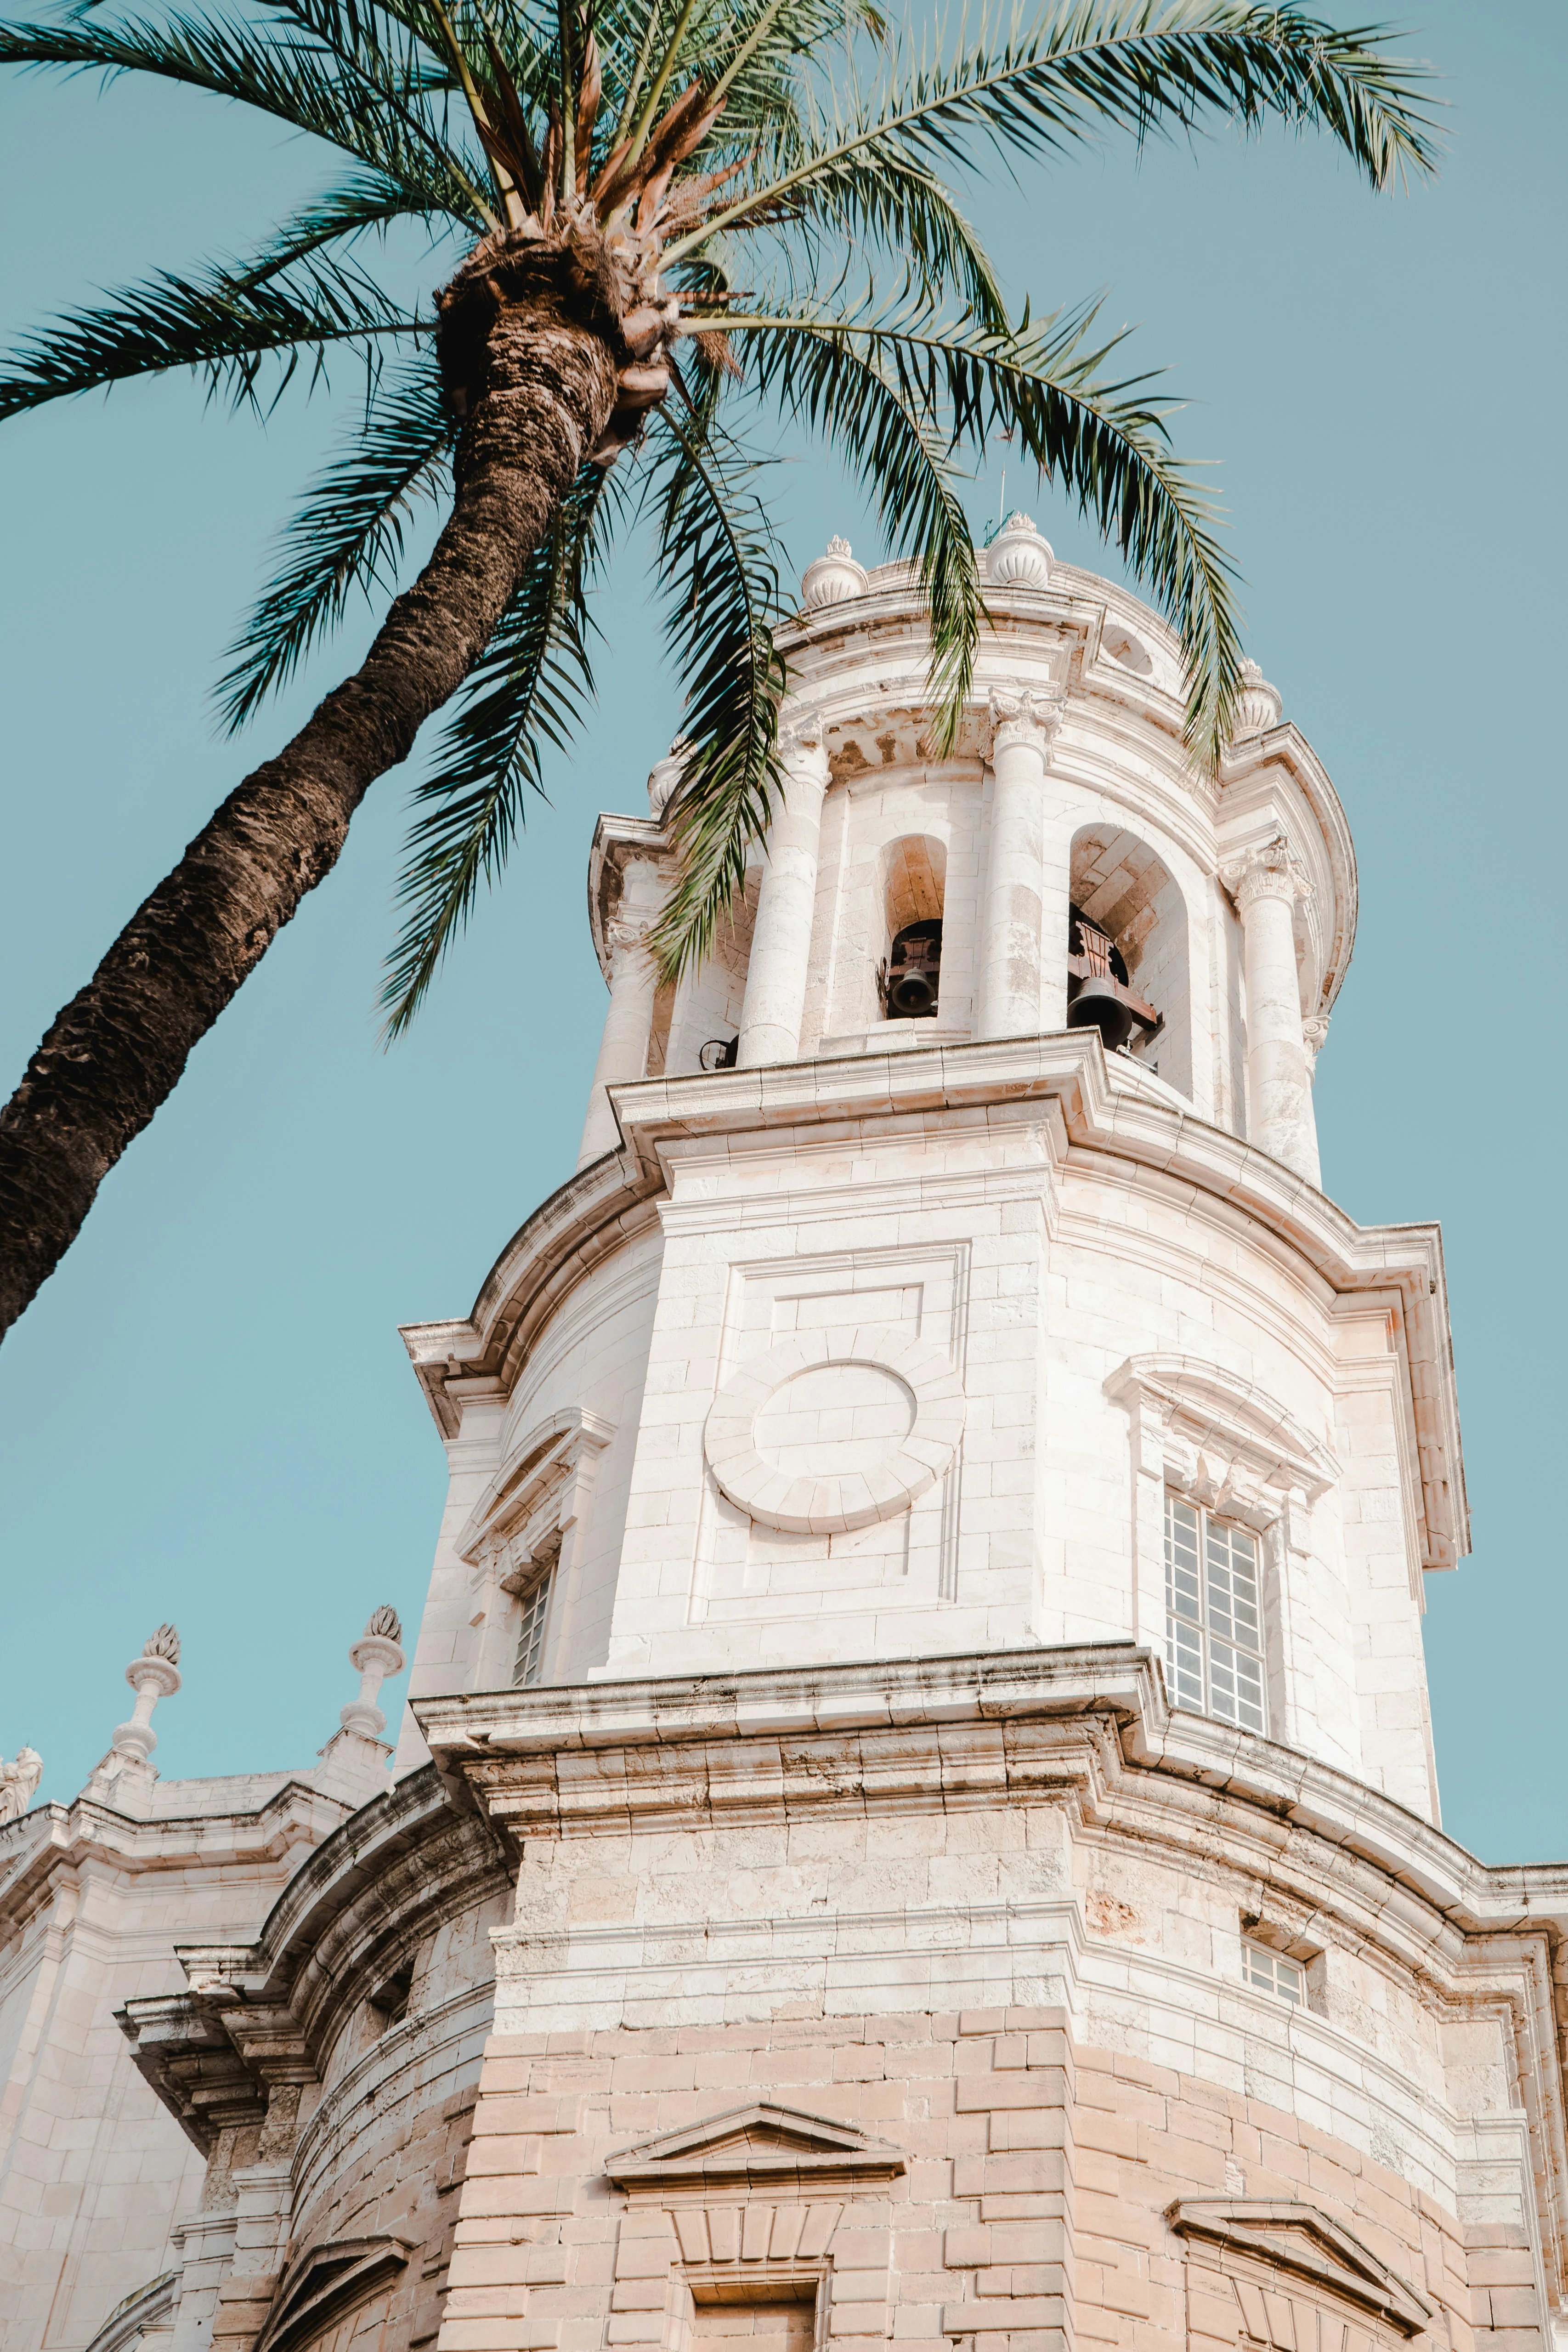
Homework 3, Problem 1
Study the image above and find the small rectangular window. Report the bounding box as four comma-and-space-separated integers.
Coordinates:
512, 1568, 553, 1689
1164, 1493, 1266, 1733
1243, 1942, 1304, 2005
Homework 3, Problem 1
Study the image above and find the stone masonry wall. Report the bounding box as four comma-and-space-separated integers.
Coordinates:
436, 2010, 1534, 2352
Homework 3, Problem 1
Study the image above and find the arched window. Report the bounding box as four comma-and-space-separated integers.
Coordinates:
878, 835, 946, 1022
1068, 826, 1191, 1096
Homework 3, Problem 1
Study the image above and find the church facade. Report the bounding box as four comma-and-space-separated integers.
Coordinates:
5, 528, 1562, 2352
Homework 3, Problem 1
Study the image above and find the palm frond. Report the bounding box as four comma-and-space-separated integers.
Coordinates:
0, 256, 424, 421
642, 407, 787, 984
742, 312, 981, 747
221, 174, 462, 296
216, 358, 453, 732
379, 465, 611, 1037
266, 0, 501, 218
0, 9, 482, 207
669, 0, 1441, 262
744, 149, 1009, 328
712, 290, 1242, 759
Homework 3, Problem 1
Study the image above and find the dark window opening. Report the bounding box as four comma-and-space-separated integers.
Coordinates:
1066, 904, 1160, 1052
879, 919, 943, 1019
370, 1963, 413, 2030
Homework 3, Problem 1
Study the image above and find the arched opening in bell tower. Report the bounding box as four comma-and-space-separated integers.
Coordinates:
879, 834, 946, 1022
1068, 825, 1191, 1096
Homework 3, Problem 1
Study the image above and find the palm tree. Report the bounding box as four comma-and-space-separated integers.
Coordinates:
0, 0, 1437, 1339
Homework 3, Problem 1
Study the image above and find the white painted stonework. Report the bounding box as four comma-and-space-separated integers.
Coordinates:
400, 549, 1429, 1807
8, 547, 1568, 2352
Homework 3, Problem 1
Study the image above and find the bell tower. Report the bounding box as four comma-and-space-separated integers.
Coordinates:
388, 530, 1561, 2352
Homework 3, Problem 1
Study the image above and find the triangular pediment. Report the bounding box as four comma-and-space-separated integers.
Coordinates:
1169, 2202, 1432, 2338
606, 2102, 906, 2192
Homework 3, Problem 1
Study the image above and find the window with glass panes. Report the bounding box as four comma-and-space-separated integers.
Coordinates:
512, 1566, 553, 1689
1164, 1492, 1266, 1732
1243, 1942, 1304, 2005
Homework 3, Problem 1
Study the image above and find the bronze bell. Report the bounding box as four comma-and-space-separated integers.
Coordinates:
1066, 906, 1158, 1053
884, 920, 942, 1018
1067, 972, 1136, 1052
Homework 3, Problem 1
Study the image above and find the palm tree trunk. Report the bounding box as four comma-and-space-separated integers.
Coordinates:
0, 289, 619, 1341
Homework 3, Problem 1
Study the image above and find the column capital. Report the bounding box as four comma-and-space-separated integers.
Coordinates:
1302, 1013, 1330, 1075
984, 685, 1065, 761
605, 913, 652, 958
1220, 836, 1312, 914
778, 710, 831, 784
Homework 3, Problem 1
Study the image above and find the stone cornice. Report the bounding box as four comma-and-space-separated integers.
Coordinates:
0, 1779, 352, 1941
413, 1645, 1568, 2294
412, 1640, 1568, 1963
117, 1766, 508, 2153
404, 1032, 1465, 1570
401, 1152, 664, 1438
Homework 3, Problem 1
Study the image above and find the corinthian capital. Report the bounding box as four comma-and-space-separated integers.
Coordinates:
606, 913, 653, 962
1302, 1013, 1330, 1075
1219, 836, 1312, 914
779, 708, 830, 783
985, 685, 1066, 761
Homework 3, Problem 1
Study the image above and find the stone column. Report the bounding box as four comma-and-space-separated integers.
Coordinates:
736, 719, 831, 1068
577, 914, 658, 1167
1221, 839, 1320, 1186
977, 687, 1064, 1039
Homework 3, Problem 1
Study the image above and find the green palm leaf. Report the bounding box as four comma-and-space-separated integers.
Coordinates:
0, 10, 483, 206
642, 406, 787, 985
742, 314, 981, 741
0, 0, 1447, 1338
379, 465, 611, 1037
0, 256, 424, 421
719, 290, 1240, 759
669, 0, 1441, 262
216, 359, 455, 731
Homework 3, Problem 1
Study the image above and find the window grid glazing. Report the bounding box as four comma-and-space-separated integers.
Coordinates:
1164, 1493, 1266, 1733
1243, 1942, 1304, 2005
512, 1569, 553, 1689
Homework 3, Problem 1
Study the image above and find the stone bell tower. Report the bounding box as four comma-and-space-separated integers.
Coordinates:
105, 526, 1568, 2352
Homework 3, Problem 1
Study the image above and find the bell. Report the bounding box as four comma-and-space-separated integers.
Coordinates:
1068, 973, 1135, 1052
888, 965, 938, 1018
884, 920, 942, 1020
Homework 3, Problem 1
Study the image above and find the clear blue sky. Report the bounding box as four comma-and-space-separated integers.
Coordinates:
0, 3, 1562, 1859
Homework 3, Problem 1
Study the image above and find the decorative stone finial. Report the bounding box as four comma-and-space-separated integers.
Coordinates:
986, 514, 1053, 590
96, 1625, 184, 1787
0, 1747, 43, 1825
1233, 657, 1284, 740
800, 536, 869, 612
340, 1607, 407, 1741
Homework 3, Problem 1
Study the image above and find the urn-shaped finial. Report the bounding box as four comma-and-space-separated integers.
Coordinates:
342, 1606, 407, 1740
986, 514, 1053, 590
100, 1623, 183, 1780
800, 535, 869, 611
1233, 657, 1284, 739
